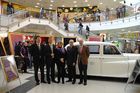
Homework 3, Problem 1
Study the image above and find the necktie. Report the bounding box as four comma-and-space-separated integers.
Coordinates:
38, 44, 40, 51
80, 46, 82, 54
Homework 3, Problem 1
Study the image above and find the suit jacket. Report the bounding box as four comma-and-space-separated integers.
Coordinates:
30, 43, 45, 64
66, 46, 78, 65
78, 45, 90, 65
56, 47, 67, 64
44, 44, 57, 61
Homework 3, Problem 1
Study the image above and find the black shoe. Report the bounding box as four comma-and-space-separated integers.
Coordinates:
41, 81, 47, 83
36, 82, 40, 85
62, 81, 65, 84
24, 71, 28, 73
72, 81, 75, 84
66, 80, 72, 82
57, 81, 60, 83
48, 81, 51, 84
84, 82, 87, 86
52, 80, 57, 83
78, 81, 83, 84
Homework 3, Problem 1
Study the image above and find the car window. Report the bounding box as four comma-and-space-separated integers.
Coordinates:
104, 45, 121, 55
88, 45, 100, 54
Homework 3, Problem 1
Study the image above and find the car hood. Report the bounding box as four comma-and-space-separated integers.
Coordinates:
123, 53, 140, 60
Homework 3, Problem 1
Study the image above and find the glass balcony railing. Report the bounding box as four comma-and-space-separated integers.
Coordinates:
0, 8, 140, 39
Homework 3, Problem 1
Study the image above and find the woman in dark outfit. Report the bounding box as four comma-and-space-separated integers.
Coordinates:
20, 42, 29, 73
56, 42, 66, 84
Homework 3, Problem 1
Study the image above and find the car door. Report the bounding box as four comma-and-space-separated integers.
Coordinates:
87, 44, 102, 76
101, 45, 129, 77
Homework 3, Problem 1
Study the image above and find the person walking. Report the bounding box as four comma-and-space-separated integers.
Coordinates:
83, 11, 87, 22
116, 7, 120, 18
40, 7, 44, 19
78, 22, 83, 35
86, 25, 90, 39
57, 12, 60, 25
105, 8, 110, 21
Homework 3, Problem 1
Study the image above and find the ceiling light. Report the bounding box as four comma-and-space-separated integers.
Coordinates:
111, 8, 113, 10
85, 0, 88, 2
50, 4, 53, 6
62, 5, 65, 7
73, 1, 77, 3
88, 4, 90, 6
50, 0, 54, 2
100, 2, 103, 4
35, 6, 39, 8
49, 7, 52, 9
37, 3, 40, 5
74, 5, 77, 7
114, 0, 116, 2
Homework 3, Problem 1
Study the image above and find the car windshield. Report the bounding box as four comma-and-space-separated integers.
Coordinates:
104, 45, 121, 55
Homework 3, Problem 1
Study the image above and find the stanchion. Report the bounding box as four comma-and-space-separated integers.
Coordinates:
0, 56, 22, 93
124, 60, 140, 92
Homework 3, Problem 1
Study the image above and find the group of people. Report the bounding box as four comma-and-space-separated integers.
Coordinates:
116, 5, 126, 19
16, 36, 90, 86
78, 22, 90, 39
7, 2, 15, 15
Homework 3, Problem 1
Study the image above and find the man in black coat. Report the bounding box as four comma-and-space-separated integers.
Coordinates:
30, 36, 46, 85
44, 37, 57, 84
66, 40, 78, 84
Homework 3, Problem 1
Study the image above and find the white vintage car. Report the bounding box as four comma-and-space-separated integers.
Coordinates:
65, 41, 140, 78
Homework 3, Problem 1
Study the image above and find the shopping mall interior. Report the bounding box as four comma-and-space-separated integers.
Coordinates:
0, 0, 140, 93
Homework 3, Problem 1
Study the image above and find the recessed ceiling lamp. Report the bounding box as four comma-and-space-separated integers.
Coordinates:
35, 6, 39, 8
74, 5, 77, 7
50, 4, 53, 6
49, 7, 52, 9
62, 5, 65, 7
70, 7, 73, 10
85, 0, 88, 2
73, 1, 77, 3
114, 0, 116, 2
37, 3, 40, 5
100, 2, 103, 4
50, 0, 54, 3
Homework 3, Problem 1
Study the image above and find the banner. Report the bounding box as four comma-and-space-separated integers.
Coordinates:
88, 36, 102, 42
8, 33, 23, 55
0, 56, 19, 82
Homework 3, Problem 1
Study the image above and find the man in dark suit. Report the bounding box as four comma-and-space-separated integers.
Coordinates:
66, 40, 78, 84
77, 39, 90, 86
44, 37, 57, 84
30, 36, 46, 85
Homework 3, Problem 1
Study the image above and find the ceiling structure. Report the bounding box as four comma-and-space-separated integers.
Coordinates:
5, 0, 128, 11
15, 24, 64, 37
91, 25, 140, 39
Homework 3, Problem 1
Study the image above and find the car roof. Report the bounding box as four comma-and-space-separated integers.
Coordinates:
65, 41, 115, 48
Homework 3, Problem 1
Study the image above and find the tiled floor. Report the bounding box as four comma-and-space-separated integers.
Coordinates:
3, 70, 140, 93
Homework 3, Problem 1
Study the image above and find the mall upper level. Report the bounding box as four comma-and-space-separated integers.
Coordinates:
0, 0, 140, 34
